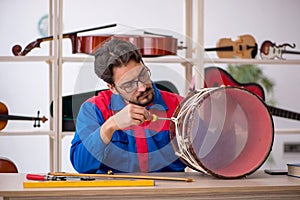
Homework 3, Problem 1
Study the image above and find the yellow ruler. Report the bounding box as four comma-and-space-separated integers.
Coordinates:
23, 179, 155, 188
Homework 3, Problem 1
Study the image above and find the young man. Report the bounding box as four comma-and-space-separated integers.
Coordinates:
70, 39, 186, 173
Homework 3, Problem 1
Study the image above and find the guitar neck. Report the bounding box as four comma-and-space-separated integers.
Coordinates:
267, 105, 300, 121
283, 50, 300, 55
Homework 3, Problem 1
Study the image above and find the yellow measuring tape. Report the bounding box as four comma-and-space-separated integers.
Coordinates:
23, 179, 155, 188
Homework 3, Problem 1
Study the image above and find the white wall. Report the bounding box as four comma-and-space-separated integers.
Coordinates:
0, 0, 300, 173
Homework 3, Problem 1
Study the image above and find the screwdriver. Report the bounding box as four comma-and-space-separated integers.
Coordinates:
149, 114, 174, 122
26, 174, 67, 181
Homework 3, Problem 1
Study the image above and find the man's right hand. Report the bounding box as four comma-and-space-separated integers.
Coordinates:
100, 104, 150, 144
113, 104, 150, 129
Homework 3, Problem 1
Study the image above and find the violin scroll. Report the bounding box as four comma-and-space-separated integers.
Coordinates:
12, 44, 23, 56
40, 116, 48, 123
12, 39, 44, 56
33, 111, 48, 128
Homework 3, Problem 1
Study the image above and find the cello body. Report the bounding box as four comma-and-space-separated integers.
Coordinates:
73, 35, 178, 56
215, 35, 258, 59
0, 156, 18, 173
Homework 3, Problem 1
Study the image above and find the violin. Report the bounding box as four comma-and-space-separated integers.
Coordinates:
205, 34, 258, 59
0, 156, 18, 173
260, 40, 300, 60
12, 24, 180, 57
0, 101, 48, 131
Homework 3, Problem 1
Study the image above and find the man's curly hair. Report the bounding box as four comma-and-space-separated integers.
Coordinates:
94, 39, 143, 84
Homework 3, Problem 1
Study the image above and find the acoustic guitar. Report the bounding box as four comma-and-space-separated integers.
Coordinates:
205, 34, 258, 59
204, 66, 300, 121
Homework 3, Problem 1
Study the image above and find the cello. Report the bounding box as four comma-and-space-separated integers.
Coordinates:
12, 24, 180, 57
0, 101, 48, 131
0, 156, 18, 173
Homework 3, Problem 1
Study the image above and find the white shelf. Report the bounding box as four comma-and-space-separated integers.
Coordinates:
2, 56, 299, 66
275, 129, 300, 134
0, 56, 55, 62
62, 131, 75, 136
62, 56, 195, 64
0, 130, 55, 136
204, 58, 300, 65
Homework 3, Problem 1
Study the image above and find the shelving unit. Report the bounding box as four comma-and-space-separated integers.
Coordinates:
0, 0, 204, 172
0, 0, 61, 172
55, 0, 204, 171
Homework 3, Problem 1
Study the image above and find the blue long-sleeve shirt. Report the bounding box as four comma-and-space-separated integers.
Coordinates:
70, 83, 186, 173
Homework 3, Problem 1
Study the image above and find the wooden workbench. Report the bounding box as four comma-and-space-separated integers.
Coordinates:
0, 171, 300, 199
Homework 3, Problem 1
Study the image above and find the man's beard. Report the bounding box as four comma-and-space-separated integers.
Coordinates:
127, 87, 154, 107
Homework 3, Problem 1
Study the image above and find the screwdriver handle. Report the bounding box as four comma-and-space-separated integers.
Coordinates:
26, 174, 48, 181
149, 114, 173, 122
151, 114, 158, 122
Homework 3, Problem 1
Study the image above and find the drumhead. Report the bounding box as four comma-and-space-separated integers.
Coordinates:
170, 86, 274, 179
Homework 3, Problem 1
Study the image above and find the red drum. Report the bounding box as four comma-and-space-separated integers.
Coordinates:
170, 86, 274, 179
